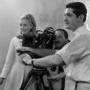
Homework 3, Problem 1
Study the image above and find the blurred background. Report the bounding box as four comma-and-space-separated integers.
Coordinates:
0, 0, 90, 89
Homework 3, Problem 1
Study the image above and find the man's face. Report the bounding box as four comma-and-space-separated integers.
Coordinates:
64, 8, 80, 31
55, 31, 66, 49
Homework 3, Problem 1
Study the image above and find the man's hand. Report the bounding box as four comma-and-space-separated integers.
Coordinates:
17, 46, 32, 52
0, 77, 6, 85
20, 54, 32, 65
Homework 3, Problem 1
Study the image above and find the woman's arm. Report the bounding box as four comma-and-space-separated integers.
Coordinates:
0, 38, 16, 79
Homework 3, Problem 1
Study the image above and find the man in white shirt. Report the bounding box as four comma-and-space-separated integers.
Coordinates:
21, 2, 90, 90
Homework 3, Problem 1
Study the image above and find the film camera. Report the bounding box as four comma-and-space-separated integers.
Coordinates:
22, 27, 56, 49
17, 27, 56, 57
35, 27, 56, 49
19, 28, 56, 89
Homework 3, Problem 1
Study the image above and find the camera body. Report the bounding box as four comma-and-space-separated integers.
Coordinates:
22, 34, 36, 48
17, 27, 56, 56
22, 28, 56, 49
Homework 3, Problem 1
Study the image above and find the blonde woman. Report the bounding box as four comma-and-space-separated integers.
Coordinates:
0, 14, 37, 90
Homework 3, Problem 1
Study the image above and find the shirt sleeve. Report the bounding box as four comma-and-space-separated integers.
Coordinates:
0, 37, 16, 78
56, 34, 89, 65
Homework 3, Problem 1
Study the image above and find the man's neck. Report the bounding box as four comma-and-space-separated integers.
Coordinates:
73, 23, 84, 32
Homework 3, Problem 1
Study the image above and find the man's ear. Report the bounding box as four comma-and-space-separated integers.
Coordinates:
79, 14, 84, 22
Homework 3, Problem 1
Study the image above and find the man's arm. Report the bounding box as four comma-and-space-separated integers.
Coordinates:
32, 54, 65, 67
22, 54, 64, 67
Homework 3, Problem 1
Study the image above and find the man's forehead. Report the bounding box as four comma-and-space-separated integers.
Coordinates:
64, 8, 74, 14
55, 31, 64, 36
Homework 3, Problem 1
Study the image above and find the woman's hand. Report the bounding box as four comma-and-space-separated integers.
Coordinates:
0, 77, 6, 85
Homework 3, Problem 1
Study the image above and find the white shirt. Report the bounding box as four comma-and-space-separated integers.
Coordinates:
56, 25, 90, 82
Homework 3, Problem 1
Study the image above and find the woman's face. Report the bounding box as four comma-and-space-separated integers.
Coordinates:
19, 18, 33, 35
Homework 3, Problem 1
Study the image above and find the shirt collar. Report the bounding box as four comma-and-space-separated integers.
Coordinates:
74, 24, 89, 36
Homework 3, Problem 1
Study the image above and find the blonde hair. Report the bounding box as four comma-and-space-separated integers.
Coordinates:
22, 14, 36, 31
17, 14, 37, 39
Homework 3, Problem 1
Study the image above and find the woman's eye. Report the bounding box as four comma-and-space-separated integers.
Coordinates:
23, 24, 27, 26
20, 24, 22, 26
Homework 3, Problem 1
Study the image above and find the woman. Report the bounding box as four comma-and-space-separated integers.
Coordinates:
0, 14, 37, 90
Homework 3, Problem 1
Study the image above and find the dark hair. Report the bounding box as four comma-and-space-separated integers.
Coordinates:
56, 29, 68, 39
66, 2, 87, 22
44, 27, 55, 33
